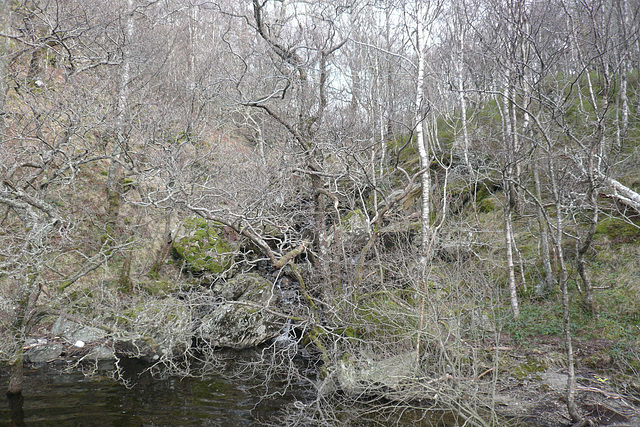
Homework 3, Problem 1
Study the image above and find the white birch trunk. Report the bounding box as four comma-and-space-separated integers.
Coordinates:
605, 175, 640, 211
415, 1, 431, 263
498, 71, 520, 318
453, 1, 469, 167
107, 0, 135, 199
619, 58, 629, 149
0, 0, 10, 141
504, 190, 520, 319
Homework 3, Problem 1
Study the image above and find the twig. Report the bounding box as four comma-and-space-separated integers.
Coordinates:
477, 368, 494, 380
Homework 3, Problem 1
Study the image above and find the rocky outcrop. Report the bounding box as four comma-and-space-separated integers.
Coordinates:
334, 351, 417, 396
196, 273, 284, 350
35, 271, 290, 365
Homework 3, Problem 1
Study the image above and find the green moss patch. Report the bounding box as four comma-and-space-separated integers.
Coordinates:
595, 218, 640, 243
172, 217, 235, 276
514, 359, 548, 380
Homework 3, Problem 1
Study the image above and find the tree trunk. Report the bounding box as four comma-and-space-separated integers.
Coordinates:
499, 72, 519, 318
533, 163, 555, 295
149, 212, 173, 277
603, 175, 640, 212
6, 390, 24, 425
549, 155, 582, 423
106, 0, 135, 238
0, 0, 10, 140
415, 1, 432, 264
7, 275, 41, 396
453, 3, 470, 168
7, 355, 24, 396
503, 189, 520, 319
576, 163, 598, 315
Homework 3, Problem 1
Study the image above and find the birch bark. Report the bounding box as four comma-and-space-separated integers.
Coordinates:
0, 0, 9, 140
415, 1, 432, 264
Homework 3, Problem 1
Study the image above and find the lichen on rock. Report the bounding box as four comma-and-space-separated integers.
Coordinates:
197, 273, 284, 349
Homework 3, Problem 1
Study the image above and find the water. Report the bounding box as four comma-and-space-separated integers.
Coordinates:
0, 358, 303, 426
0, 356, 478, 426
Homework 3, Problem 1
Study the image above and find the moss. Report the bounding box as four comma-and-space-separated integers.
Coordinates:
621, 171, 640, 192
514, 359, 548, 380
386, 134, 419, 173
121, 177, 137, 192
352, 291, 417, 342
142, 280, 179, 296
172, 217, 235, 276
595, 218, 640, 243
342, 209, 369, 237
478, 196, 501, 213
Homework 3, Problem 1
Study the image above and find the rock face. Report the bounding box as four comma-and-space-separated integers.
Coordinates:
196, 273, 283, 349
85, 346, 115, 362
43, 273, 285, 364
342, 209, 370, 242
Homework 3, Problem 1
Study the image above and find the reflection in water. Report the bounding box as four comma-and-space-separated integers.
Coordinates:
2, 356, 467, 426
6, 392, 25, 427
1, 358, 303, 426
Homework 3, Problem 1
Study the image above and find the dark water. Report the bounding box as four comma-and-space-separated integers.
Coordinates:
0, 357, 479, 426
0, 359, 303, 426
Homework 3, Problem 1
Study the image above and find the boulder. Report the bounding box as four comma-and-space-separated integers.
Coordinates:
342, 209, 370, 241
51, 317, 107, 344
85, 346, 115, 362
335, 351, 417, 396
26, 343, 63, 363
197, 273, 284, 349
114, 297, 192, 362
171, 217, 236, 277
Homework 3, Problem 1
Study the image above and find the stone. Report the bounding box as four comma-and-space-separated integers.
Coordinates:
26, 343, 63, 363
85, 346, 115, 362
51, 317, 107, 344
197, 273, 284, 350
336, 351, 417, 396
343, 209, 370, 239
470, 310, 496, 333
171, 217, 236, 276
114, 297, 192, 362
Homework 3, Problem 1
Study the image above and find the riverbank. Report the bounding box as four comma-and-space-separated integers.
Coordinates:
8, 327, 640, 426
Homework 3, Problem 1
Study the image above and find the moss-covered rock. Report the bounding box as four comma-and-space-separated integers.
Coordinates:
141, 279, 180, 296
334, 351, 418, 397
353, 291, 417, 342
172, 217, 235, 276
514, 358, 548, 380
478, 195, 501, 213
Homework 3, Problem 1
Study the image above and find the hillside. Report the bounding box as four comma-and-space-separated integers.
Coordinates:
1, 1, 640, 425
